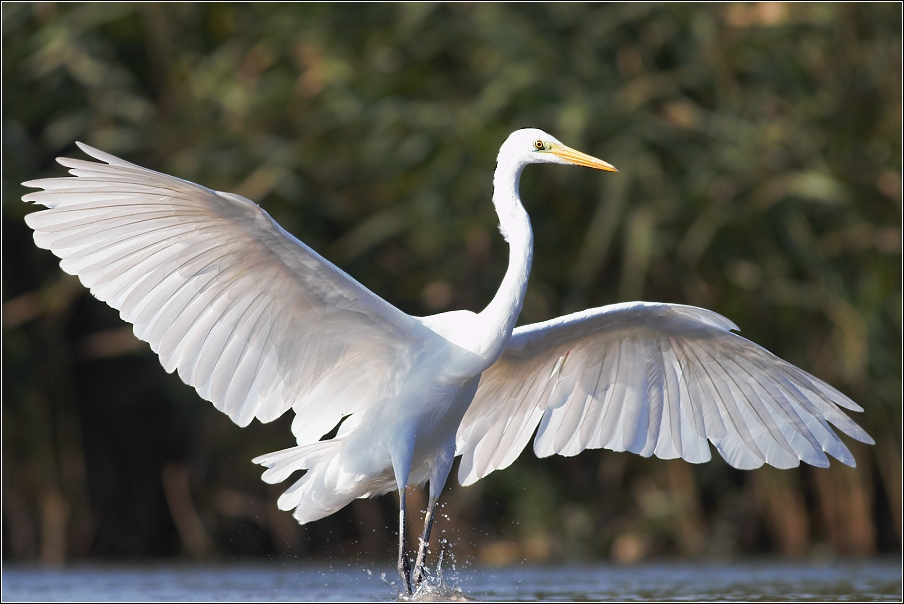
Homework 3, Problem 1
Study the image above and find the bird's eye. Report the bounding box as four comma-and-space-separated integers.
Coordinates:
534, 140, 544, 150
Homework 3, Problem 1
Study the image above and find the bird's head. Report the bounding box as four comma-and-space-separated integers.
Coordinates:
498, 128, 618, 172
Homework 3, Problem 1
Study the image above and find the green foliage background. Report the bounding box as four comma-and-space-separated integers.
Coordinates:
2, 3, 901, 563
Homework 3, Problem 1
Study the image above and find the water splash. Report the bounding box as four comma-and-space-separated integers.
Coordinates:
398, 542, 477, 602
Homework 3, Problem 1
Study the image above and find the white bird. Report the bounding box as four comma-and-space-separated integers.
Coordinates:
22, 129, 872, 594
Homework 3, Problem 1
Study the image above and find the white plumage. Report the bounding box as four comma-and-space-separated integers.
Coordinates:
22, 130, 872, 594
457, 302, 870, 487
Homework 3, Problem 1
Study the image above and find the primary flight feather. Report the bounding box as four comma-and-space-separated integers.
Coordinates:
22, 129, 872, 594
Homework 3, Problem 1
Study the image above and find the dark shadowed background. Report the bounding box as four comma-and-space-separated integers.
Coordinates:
2, 3, 901, 566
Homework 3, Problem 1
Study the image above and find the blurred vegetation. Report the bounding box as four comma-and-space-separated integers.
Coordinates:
2, 3, 900, 566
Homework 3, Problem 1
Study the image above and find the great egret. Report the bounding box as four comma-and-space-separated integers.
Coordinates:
23, 129, 872, 594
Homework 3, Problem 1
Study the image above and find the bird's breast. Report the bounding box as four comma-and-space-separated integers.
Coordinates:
416, 310, 511, 374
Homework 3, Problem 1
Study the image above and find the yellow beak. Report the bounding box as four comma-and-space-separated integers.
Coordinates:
548, 144, 618, 172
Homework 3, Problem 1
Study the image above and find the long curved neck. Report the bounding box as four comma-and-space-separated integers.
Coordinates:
478, 157, 533, 358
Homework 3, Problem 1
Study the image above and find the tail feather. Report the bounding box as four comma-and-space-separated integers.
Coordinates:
252, 440, 335, 484
253, 439, 369, 525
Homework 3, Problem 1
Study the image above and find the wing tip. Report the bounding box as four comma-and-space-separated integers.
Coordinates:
848, 430, 875, 447
70, 141, 132, 168
53, 140, 91, 168
74, 140, 97, 158
830, 448, 857, 468
21, 180, 44, 191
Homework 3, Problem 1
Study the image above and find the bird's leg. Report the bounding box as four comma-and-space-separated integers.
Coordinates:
397, 488, 412, 595
412, 496, 438, 589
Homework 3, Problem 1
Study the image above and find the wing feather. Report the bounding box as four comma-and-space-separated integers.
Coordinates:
653, 345, 682, 459
457, 302, 872, 484
638, 344, 665, 457
577, 372, 607, 453
23, 142, 429, 438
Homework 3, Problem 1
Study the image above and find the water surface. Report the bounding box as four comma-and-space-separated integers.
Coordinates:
4, 559, 901, 601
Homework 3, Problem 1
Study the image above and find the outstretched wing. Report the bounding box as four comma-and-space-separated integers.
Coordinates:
456, 302, 873, 486
23, 142, 429, 444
